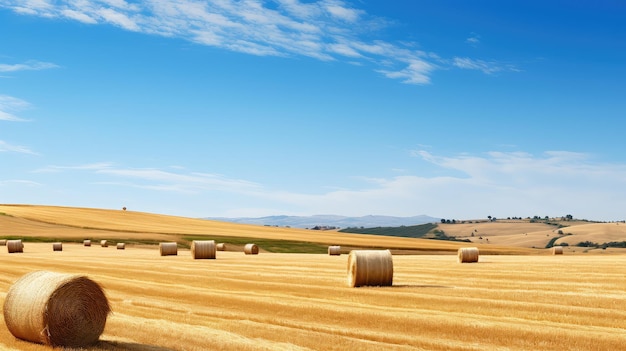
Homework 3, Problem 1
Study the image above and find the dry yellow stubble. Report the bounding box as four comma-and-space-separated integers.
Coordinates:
0, 243, 625, 351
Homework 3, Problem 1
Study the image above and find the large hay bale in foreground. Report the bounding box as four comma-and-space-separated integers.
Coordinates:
244, 243, 259, 255
159, 242, 178, 256
458, 247, 480, 263
0, 239, 6, 246
83, 239, 91, 247
117, 243, 125, 250
100, 240, 108, 247
552, 246, 563, 255
7, 240, 23, 253
3, 270, 110, 347
191, 240, 216, 259
216, 243, 226, 251
328, 245, 341, 256
52, 242, 63, 252
347, 250, 393, 288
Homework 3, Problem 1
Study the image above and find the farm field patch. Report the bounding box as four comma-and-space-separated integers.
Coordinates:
1, 243, 625, 351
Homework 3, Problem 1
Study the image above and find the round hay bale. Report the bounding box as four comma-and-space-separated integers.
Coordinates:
116, 243, 125, 250
159, 242, 178, 256
328, 245, 341, 256
244, 243, 259, 255
191, 240, 216, 259
52, 242, 63, 252
83, 239, 91, 247
347, 250, 393, 288
3, 270, 110, 347
100, 240, 108, 247
216, 243, 226, 251
552, 246, 563, 255
0, 239, 6, 246
7, 240, 23, 253
458, 247, 479, 263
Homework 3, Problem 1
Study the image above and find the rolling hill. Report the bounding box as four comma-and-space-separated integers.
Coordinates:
2, 204, 625, 351
206, 214, 441, 228
0, 204, 530, 255
1, 204, 625, 254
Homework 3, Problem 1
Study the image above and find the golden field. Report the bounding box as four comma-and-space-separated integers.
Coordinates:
1, 205, 626, 350
440, 219, 626, 253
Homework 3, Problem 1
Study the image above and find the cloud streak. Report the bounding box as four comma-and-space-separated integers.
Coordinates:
452, 57, 518, 75
38, 163, 263, 194
0, 0, 515, 84
36, 150, 626, 221
0, 95, 31, 121
465, 32, 480, 46
0, 60, 59, 72
0, 140, 37, 154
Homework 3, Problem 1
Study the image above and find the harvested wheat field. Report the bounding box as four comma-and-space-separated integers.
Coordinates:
1, 244, 626, 350
0, 205, 534, 255
1, 205, 626, 350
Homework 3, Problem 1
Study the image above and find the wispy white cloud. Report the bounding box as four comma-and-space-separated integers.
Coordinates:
98, 7, 140, 31
40, 151, 626, 221
327, 42, 362, 58
324, 0, 363, 22
0, 179, 41, 187
34, 162, 115, 173
0, 59, 59, 72
8, 0, 52, 15
0, 0, 513, 85
378, 59, 435, 85
238, 150, 626, 220
61, 9, 97, 23
465, 32, 480, 46
0, 95, 31, 121
0, 140, 37, 154
452, 57, 517, 75
43, 163, 262, 194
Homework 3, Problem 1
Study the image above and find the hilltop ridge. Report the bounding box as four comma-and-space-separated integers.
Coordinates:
205, 214, 441, 228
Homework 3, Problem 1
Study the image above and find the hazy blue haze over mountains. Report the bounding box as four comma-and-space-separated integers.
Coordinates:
205, 215, 441, 229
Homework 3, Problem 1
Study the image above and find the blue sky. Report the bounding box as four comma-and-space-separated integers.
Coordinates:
1, 0, 625, 221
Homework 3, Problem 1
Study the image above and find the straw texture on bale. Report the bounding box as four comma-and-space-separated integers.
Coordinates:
83, 239, 91, 247
159, 242, 178, 256
117, 243, 125, 250
52, 242, 62, 251
191, 240, 216, 259
328, 245, 341, 256
0, 239, 6, 246
216, 243, 226, 251
552, 246, 563, 255
458, 247, 480, 263
3, 270, 110, 347
244, 243, 259, 255
100, 240, 108, 247
347, 250, 393, 288
7, 239, 23, 253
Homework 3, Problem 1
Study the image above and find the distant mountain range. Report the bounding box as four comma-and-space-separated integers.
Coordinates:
205, 214, 441, 229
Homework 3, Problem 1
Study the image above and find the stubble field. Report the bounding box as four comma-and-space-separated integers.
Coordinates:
1, 205, 625, 350
1, 243, 626, 350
